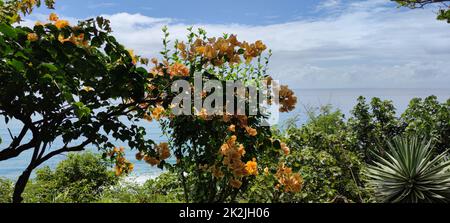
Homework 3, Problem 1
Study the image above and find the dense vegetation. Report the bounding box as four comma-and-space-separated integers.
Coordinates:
1, 0, 449, 203
1, 95, 448, 203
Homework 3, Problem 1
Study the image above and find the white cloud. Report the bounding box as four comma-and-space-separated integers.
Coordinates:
22, 0, 450, 88
317, 0, 341, 11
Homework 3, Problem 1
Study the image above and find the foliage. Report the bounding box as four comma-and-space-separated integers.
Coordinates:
366, 135, 450, 203
0, 177, 13, 203
394, 0, 450, 23
0, 0, 55, 24
0, 2, 163, 202
22, 152, 118, 203
244, 106, 370, 203
349, 96, 403, 162
401, 96, 450, 154
133, 27, 301, 203
98, 172, 182, 203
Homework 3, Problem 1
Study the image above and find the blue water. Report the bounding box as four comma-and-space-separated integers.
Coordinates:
1, 88, 449, 180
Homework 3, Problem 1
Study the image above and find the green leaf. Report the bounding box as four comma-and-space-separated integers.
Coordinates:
0, 23, 17, 38
40, 63, 58, 72
7, 59, 24, 71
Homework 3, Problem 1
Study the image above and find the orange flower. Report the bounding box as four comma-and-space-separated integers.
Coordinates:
245, 158, 258, 176
49, 13, 58, 21
151, 105, 165, 120
245, 126, 257, 136
229, 178, 242, 189
55, 20, 70, 29
135, 152, 144, 161
228, 124, 236, 132
279, 85, 297, 112
144, 155, 160, 166
27, 33, 38, 42
198, 108, 208, 120
168, 62, 190, 77
157, 142, 171, 160
281, 142, 290, 155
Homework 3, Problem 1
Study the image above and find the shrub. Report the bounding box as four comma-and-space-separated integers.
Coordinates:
22, 152, 118, 203
0, 177, 13, 203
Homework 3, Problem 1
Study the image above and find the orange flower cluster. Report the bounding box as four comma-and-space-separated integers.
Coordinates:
47, 13, 69, 29
151, 105, 165, 120
210, 164, 225, 178
168, 62, 190, 77
220, 136, 247, 178
157, 142, 171, 160
275, 163, 303, 193
279, 85, 297, 112
245, 158, 258, 176
149, 58, 190, 78
137, 142, 171, 167
108, 147, 134, 176
219, 135, 259, 188
280, 142, 290, 155
177, 35, 267, 65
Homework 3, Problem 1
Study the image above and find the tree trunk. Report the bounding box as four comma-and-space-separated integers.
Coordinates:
12, 166, 33, 203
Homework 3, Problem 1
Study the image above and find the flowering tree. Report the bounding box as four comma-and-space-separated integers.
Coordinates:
134, 27, 302, 202
0, 1, 161, 202
0, 0, 303, 203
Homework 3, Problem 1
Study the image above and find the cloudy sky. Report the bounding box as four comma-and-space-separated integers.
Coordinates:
26, 0, 450, 88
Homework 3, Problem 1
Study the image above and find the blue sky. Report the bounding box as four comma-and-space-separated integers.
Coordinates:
26, 0, 450, 88
35, 0, 333, 25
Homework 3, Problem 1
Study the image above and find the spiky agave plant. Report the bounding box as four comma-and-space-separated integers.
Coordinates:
366, 135, 450, 203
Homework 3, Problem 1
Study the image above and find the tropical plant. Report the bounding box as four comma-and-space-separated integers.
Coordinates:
366, 135, 450, 203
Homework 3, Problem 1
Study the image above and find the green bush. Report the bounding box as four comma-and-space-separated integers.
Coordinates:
98, 172, 182, 203
22, 152, 118, 203
0, 177, 13, 203
245, 105, 372, 203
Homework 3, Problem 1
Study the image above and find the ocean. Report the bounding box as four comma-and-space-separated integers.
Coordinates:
1, 88, 449, 182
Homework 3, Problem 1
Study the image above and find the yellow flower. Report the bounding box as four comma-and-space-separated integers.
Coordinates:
27, 33, 38, 42
245, 158, 258, 176
264, 167, 269, 175
198, 108, 208, 120
55, 20, 70, 29
151, 105, 165, 120
127, 49, 137, 64
49, 13, 59, 21
82, 86, 94, 92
